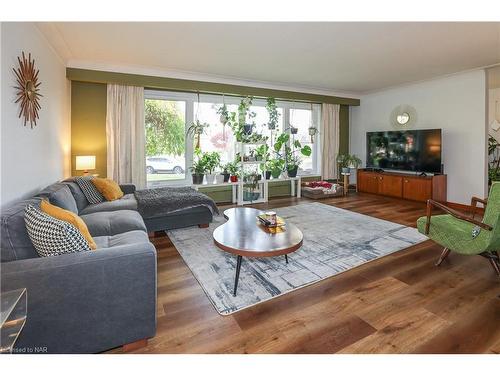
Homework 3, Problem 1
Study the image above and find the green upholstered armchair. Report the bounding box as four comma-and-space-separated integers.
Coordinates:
417, 182, 500, 277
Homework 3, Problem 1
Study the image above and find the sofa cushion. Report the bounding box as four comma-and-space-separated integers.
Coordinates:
36, 183, 78, 214
80, 210, 146, 237
63, 181, 89, 213
93, 230, 150, 249
79, 194, 138, 215
1, 198, 42, 262
24, 204, 91, 257
92, 178, 124, 201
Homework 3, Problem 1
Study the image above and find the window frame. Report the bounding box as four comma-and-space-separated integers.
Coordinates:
144, 89, 322, 186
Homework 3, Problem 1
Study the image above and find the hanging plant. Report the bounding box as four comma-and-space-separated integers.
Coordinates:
187, 119, 208, 150
308, 126, 318, 142
228, 96, 256, 142
218, 104, 229, 124
187, 92, 209, 150
308, 102, 318, 143
266, 97, 279, 130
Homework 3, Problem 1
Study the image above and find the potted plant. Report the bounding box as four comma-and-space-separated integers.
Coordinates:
488, 135, 500, 186
187, 119, 208, 150
243, 171, 261, 202
289, 125, 298, 134
215, 168, 225, 184
201, 151, 221, 184
308, 126, 318, 142
217, 104, 229, 126
221, 163, 231, 183
336, 153, 362, 174
227, 161, 239, 182
286, 155, 301, 177
248, 149, 256, 162
268, 158, 284, 179
190, 149, 205, 184
274, 132, 312, 177
266, 97, 279, 130
228, 96, 256, 141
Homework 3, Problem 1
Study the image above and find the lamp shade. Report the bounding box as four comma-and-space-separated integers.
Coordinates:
75, 155, 96, 171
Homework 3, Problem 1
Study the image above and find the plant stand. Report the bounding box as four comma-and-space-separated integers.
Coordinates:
236, 142, 269, 206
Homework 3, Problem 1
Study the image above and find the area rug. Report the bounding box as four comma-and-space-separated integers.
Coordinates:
167, 202, 427, 315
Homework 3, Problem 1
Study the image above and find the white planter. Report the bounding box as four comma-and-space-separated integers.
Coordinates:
215, 174, 225, 184
205, 174, 216, 184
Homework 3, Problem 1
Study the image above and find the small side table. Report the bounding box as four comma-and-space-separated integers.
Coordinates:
1, 288, 27, 354
341, 172, 351, 196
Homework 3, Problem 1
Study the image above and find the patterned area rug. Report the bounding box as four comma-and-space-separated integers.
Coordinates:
167, 202, 427, 315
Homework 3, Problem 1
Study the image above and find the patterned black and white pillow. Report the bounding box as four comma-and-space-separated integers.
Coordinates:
24, 204, 91, 257
75, 176, 104, 204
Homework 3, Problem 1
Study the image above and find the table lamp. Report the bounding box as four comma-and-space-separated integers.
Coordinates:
76, 155, 96, 175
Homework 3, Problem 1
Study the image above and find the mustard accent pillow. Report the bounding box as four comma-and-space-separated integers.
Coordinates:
40, 200, 97, 250
91, 178, 124, 201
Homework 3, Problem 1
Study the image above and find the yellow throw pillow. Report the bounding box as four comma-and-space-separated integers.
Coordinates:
91, 178, 124, 201
40, 200, 97, 250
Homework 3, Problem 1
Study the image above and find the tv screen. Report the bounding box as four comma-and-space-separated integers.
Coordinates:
366, 129, 442, 173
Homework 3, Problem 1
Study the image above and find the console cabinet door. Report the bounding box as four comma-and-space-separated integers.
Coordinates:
358, 172, 379, 194
379, 175, 403, 198
403, 177, 432, 202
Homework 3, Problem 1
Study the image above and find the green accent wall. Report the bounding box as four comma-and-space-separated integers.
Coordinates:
339, 105, 350, 155
67, 68, 360, 106
71, 81, 107, 177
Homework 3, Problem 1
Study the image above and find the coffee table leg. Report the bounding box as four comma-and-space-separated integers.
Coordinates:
285, 254, 289, 264
233, 255, 243, 296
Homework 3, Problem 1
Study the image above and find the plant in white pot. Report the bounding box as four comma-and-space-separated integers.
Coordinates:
201, 151, 221, 184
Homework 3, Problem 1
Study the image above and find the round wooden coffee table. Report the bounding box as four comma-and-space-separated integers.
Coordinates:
213, 207, 303, 296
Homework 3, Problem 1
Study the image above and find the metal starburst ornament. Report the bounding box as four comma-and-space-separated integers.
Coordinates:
13, 52, 42, 128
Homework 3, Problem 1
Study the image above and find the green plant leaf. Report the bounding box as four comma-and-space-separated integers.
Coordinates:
301, 145, 312, 156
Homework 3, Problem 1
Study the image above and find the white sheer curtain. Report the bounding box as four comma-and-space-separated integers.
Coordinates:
106, 84, 146, 189
320, 103, 340, 180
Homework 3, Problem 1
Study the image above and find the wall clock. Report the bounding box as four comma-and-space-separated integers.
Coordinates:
13, 52, 42, 128
390, 104, 417, 129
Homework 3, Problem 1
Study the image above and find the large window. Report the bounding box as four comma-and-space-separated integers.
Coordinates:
144, 90, 321, 186
195, 101, 238, 165
144, 98, 187, 186
290, 106, 320, 174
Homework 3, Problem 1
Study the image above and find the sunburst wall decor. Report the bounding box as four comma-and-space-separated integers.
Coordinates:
13, 52, 42, 128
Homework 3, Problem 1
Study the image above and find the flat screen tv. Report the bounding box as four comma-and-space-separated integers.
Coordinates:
366, 129, 442, 173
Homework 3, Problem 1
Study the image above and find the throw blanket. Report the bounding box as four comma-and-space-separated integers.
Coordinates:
134, 187, 219, 219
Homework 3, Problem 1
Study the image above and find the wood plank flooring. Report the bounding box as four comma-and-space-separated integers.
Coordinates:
110, 193, 500, 354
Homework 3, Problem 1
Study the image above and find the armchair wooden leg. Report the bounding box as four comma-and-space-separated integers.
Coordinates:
488, 258, 500, 277
198, 223, 209, 228
435, 248, 451, 266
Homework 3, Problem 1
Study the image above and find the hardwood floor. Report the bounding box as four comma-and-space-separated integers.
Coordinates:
111, 193, 500, 354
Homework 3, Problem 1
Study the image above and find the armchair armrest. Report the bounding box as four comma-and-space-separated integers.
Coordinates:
425, 199, 492, 235
120, 183, 136, 195
470, 196, 487, 220
0, 243, 156, 353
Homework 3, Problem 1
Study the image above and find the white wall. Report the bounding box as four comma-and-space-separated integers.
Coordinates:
350, 70, 487, 204
1, 22, 70, 207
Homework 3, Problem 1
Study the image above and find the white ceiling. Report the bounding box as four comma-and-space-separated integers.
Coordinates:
39, 22, 500, 94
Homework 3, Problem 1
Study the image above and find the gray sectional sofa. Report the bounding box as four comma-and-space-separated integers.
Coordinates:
0, 180, 213, 353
